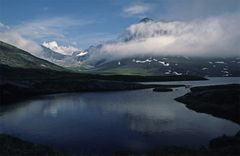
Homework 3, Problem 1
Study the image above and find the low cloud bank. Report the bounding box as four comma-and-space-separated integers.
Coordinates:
1, 14, 240, 61
0, 31, 43, 55
90, 13, 240, 61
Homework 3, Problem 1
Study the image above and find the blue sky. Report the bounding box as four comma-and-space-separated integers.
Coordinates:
0, 0, 240, 49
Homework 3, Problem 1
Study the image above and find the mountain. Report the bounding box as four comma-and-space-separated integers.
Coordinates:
0, 41, 63, 71
13, 18, 238, 77
42, 41, 82, 55
40, 45, 66, 61
76, 18, 240, 77
40, 43, 88, 67
2, 41, 199, 104
139, 17, 154, 23
83, 55, 240, 77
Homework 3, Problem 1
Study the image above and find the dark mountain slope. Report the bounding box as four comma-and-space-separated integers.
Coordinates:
0, 41, 63, 71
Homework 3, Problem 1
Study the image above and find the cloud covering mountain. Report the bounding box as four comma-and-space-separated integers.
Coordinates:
0, 31, 43, 56
0, 13, 240, 60
88, 13, 240, 61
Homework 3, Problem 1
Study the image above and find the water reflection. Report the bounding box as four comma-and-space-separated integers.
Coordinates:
0, 78, 240, 154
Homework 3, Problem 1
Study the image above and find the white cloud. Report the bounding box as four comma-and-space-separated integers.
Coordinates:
0, 17, 92, 55
14, 17, 93, 40
0, 22, 4, 28
0, 31, 43, 55
88, 13, 240, 61
123, 4, 150, 16
42, 41, 82, 55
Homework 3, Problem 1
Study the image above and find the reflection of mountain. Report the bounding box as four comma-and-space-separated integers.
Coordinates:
41, 95, 87, 117
0, 94, 87, 119
1, 88, 239, 147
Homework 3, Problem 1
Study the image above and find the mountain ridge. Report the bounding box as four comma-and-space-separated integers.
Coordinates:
0, 41, 64, 71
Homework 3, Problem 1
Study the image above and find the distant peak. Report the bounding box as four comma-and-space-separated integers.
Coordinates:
42, 41, 82, 55
139, 17, 154, 23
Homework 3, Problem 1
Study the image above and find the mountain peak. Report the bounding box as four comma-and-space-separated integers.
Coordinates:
42, 41, 82, 55
139, 17, 154, 23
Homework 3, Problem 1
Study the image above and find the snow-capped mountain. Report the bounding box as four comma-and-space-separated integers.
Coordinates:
120, 18, 172, 42
76, 18, 240, 76
42, 41, 82, 55
40, 41, 88, 66
36, 18, 240, 76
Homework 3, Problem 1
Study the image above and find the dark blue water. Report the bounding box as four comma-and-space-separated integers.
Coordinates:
0, 77, 239, 154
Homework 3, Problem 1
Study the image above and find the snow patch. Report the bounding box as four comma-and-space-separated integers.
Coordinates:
202, 67, 208, 70
76, 51, 88, 57
173, 71, 182, 75
135, 59, 152, 63
164, 70, 171, 74
42, 41, 82, 55
40, 64, 46, 67
158, 61, 170, 66
215, 61, 225, 64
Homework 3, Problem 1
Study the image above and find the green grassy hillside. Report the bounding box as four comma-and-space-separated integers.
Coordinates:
83, 56, 240, 77
0, 41, 64, 71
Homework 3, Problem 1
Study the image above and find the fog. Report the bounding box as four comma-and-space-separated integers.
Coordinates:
87, 13, 240, 61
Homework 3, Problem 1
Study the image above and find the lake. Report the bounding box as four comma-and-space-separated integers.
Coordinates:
0, 77, 239, 155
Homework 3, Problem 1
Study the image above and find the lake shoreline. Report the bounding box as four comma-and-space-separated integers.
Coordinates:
2, 65, 206, 105
1, 77, 240, 155
175, 84, 240, 124
1, 81, 184, 105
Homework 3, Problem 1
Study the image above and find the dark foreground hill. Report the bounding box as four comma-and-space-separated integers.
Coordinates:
1, 65, 189, 104
176, 84, 240, 124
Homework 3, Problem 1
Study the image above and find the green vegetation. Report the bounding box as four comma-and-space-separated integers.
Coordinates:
0, 40, 238, 155
89, 66, 154, 75
2, 65, 186, 104
0, 41, 64, 71
0, 40, 205, 104
2, 64, 206, 82
81, 56, 240, 77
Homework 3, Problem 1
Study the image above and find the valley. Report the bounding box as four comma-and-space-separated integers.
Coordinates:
1, 2, 240, 154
